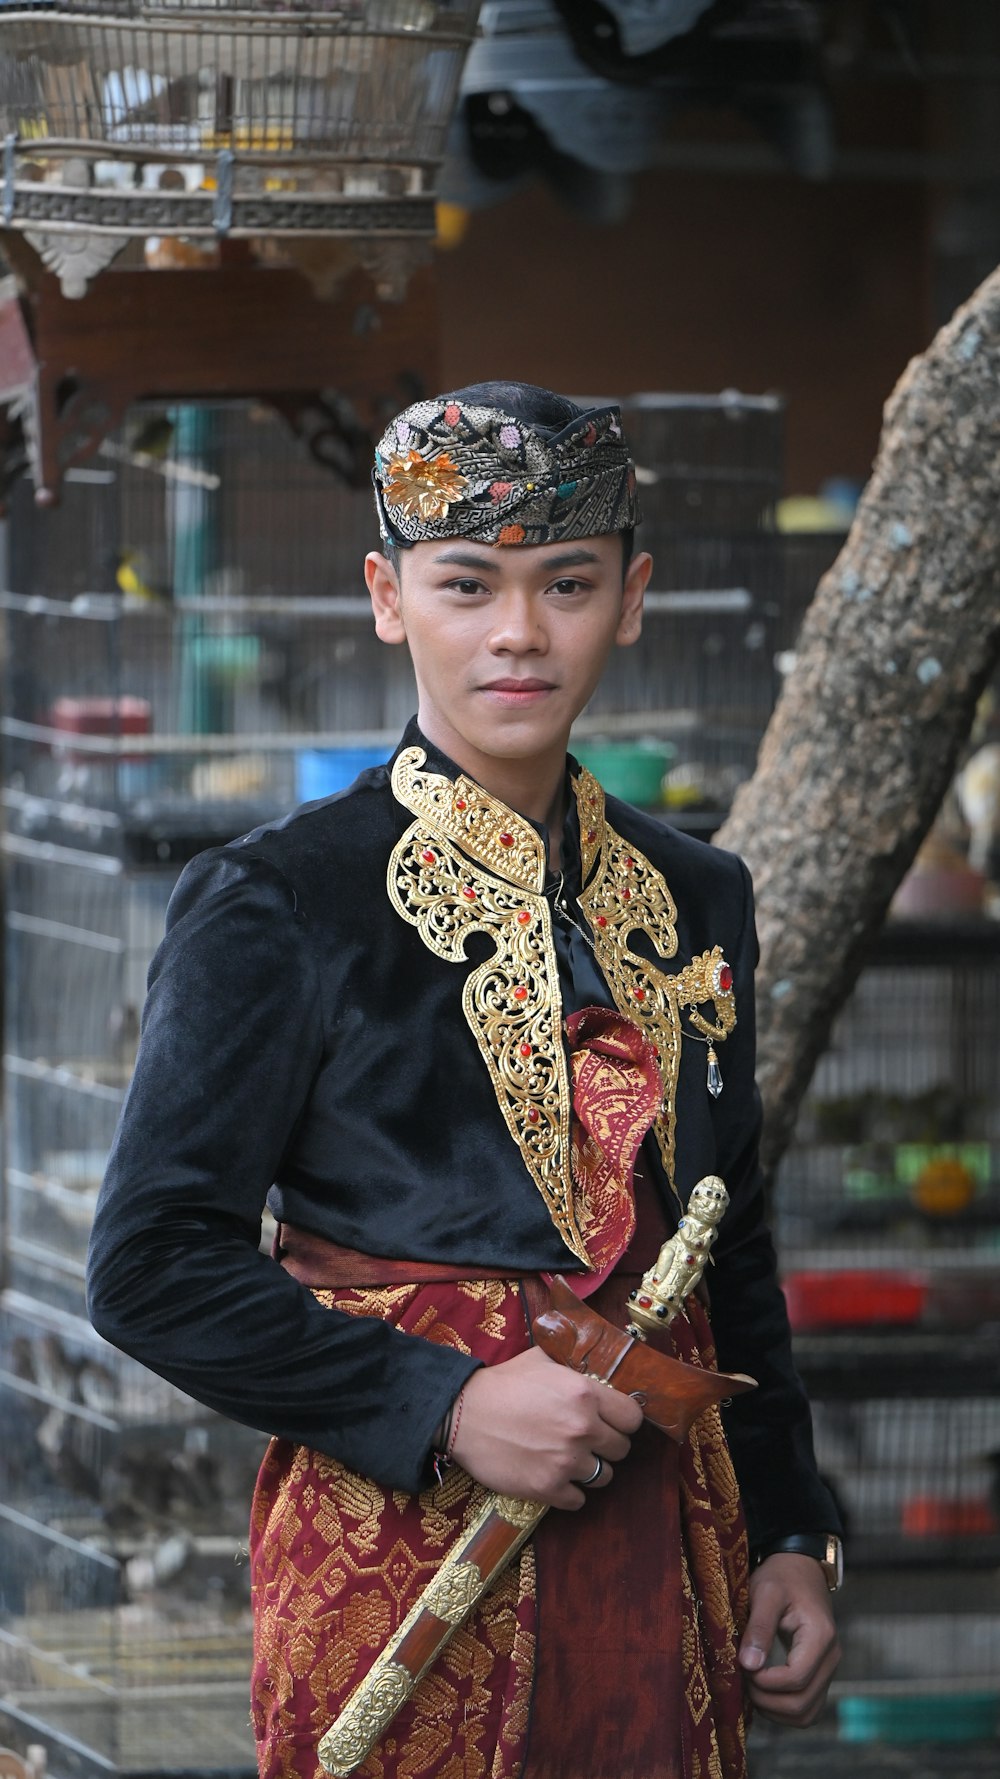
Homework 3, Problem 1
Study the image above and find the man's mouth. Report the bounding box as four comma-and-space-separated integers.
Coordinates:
480, 678, 556, 701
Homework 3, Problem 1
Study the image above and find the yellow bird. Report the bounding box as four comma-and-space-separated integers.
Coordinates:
115, 551, 171, 606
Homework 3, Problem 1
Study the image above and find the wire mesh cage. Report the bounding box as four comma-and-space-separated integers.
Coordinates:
812, 1391, 1000, 1559
2, 393, 838, 824
775, 926, 1000, 1729
0, 3, 481, 164
622, 391, 786, 533
774, 930, 1000, 1275
820, 1386, 1000, 1745
579, 392, 837, 822
0, 1284, 265, 1760
0, 1424, 262, 1772
0, 392, 839, 1772
2, 835, 173, 1311
0, 1, 480, 296
0, 1004, 265, 1770
6, 400, 382, 601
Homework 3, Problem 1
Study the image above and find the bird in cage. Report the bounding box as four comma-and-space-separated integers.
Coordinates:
125, 410, 176, 463
115, 549, 172, 607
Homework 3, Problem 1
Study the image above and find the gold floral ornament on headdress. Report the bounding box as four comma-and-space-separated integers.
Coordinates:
383, 448, 468, 523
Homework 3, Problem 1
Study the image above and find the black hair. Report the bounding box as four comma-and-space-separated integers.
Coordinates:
381, 380, 634, 572
447, 380, 585, 434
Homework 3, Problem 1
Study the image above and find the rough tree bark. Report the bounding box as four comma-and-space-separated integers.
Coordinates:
716, 265, 1000, 1177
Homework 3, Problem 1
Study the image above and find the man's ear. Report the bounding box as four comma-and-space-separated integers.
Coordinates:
616, 549, 652, 647
365, 551, 406, 644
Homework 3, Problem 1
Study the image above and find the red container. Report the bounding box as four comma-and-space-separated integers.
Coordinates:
782, 1269, 927, 1330
48, 696, 152, 762
901, 1496, 1000, 1537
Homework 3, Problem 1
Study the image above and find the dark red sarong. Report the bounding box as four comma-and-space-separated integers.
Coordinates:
249, 1015, 750, 1778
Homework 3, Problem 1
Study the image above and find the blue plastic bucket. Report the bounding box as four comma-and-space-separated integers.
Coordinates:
295, 747, 387, 803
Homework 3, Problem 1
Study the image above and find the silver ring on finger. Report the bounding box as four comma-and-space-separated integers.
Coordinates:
582, 1456, 604, 1487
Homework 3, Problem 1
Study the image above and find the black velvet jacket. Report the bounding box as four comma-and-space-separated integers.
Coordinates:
87, 719, 840, 1549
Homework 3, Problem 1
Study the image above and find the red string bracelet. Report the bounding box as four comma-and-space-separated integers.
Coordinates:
431, 1386, 466, 1488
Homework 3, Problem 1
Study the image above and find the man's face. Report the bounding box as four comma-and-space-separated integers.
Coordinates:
365, 534, 651, 775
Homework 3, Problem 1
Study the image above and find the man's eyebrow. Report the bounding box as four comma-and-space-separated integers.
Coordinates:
430, 547, 602, 572
431, 549, 501, 571
540, 549, 601, 571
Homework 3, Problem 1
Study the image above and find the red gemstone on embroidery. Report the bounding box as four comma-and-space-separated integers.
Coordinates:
719, 964, 734, 992
520, 1043, 532, 1058
686, 1255, 696, 1265
634, 987, 646, 1002
625, 857, 634, 870
420, 849, 436, 865
455, 797, 467, 810
499, 832, 514, 847
622, 887, 632, 901
513, 986, 528, 1001
462, 886, 476, 901
444, 402, 461, 426
526, 1106, 540, 1123
517, 910, 532, 925
637, 1294, 652, 1309
596, 915, 608, 927
587, 829, 597, 843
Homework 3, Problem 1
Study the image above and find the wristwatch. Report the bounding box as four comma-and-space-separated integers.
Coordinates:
754, 1532, 844, 1592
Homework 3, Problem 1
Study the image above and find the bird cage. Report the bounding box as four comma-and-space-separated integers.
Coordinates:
0, 398, 413, 1771
774, 924, 1000, 1272
772, 923, 1000, 1742
0, 1268, 267, 1769
0, 1, 481, 297
575, 393, 838, 825
621, 391, 785, 533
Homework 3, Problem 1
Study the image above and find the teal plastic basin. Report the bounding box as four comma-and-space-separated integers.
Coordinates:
838, 1692, 1000, 1743
573, 739, 675, 807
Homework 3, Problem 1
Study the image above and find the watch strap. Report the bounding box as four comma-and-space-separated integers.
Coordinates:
755, 1532, 843, 1591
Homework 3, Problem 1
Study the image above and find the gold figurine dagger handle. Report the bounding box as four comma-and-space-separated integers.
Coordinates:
626, 1174, 729, 1336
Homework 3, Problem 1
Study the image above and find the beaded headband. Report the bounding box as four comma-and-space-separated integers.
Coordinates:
372, 394, 640, 548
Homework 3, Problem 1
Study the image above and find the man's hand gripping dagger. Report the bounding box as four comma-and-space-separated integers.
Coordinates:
318, 1177, 756, 1776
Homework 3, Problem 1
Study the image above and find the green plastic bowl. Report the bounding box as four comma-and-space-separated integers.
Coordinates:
573, 739, 675, 807
188, 633, 262, 680
838, 1692, 1000, 1743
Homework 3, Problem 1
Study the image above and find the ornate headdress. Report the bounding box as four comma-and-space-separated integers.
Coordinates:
373, 391, 640, 548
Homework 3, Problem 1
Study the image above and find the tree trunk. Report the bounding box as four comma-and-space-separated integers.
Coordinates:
716, 264, 1000, 1176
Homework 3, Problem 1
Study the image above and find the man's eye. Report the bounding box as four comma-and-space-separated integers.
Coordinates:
446, 579, 487, 595
550, 579, 585, 596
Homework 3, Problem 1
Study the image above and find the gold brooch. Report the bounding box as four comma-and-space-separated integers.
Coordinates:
383, 449, 468, 522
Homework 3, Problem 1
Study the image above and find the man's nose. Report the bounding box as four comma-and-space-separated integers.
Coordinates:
488, 594, 547, 652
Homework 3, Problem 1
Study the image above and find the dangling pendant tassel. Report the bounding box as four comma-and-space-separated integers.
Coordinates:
706, 1045, 723, 1099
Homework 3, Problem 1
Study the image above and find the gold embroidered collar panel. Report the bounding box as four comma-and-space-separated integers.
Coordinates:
387, 746, 735, 1266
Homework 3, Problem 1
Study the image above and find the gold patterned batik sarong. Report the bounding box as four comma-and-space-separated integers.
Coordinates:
249, 1008, 749, 1779
250, 1278, 537, 1779
248, 1266, 749, 1779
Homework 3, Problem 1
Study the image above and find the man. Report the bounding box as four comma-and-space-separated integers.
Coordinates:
88, 381, 841, 1779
